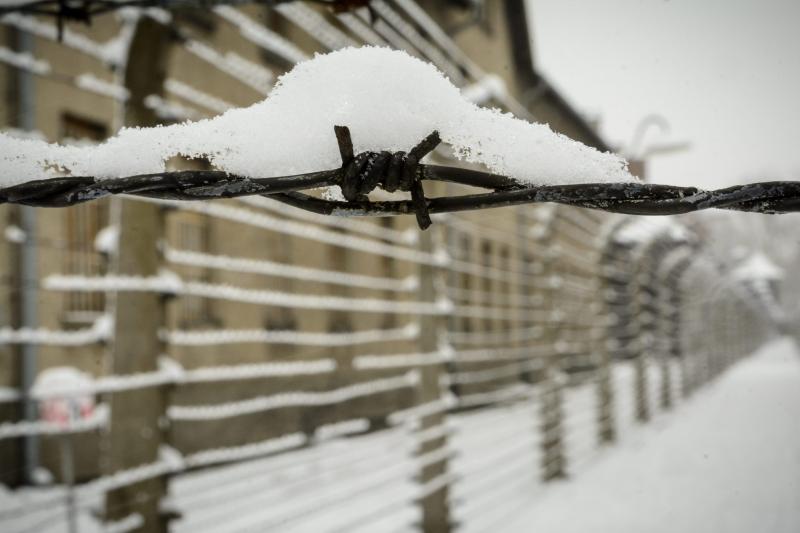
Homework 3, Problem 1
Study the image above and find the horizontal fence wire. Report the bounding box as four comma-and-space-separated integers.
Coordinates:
3, 161, 800, 226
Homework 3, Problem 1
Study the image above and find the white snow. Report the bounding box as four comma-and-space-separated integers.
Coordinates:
184, 39, 273, 95
164, 322, 418, 347
44, 272, 452, 315
0, 45, 51, 75
461, 74, 508, 105
0, 387, 20, 402
0, 13, 128, 66
505, 337, 800, 533
4, 340, 796, 531
732, 252, 784, 281
164, 78, 233, 115
0, 47, 633, 186
167, 371, 420, 421
104, 513, 144, 533
214, 6, 309, 65
93, 224, 119, 254
613, 217, 689, 246
165, 246, 419, 292
144, 94, 203, 122
0, 313, 112, 346
75, 73, 130, 102
4, 224, 26, 243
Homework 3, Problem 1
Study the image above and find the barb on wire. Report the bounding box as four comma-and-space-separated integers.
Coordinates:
2, 126, 800, 229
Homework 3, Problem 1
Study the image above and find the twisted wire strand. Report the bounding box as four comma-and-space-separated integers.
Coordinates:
2, 126, 800, 228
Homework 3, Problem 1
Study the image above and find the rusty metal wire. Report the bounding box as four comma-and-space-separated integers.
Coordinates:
2, 126, 800, 229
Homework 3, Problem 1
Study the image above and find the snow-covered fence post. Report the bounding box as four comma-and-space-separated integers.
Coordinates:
104, 17, 171, 533
415, 223, 452, 532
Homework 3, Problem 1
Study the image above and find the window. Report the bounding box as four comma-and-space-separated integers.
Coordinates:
459, 234, 473, 332
481, 240, 493, 332
326, 227, 353, 334
61, 115, 109, 323
500, 245, 511, 329
167, 156, 217, 328
176, 215, 215, 328
379, 218, 398, 329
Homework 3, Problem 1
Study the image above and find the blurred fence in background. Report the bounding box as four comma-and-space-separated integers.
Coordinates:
0, 192, 779, 533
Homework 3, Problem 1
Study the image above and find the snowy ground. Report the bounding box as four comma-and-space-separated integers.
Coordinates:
506, 337, 800, 533
3, 338, 798, 533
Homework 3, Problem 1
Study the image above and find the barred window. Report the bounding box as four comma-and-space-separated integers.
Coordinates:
175, 213, 215, 328
459, 234, 473, 333
500, 245, 511, 328
379, 217, 398, 329
61, 115, 108, 323
168, 156, 217, 328
481, 239, 493, 332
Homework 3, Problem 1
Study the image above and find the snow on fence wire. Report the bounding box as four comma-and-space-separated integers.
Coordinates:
3, 133, 800, 229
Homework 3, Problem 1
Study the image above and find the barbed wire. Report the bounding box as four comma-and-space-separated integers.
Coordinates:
2, 126, 799, 229
0, 0, 364, 18
0, 0, 371, 38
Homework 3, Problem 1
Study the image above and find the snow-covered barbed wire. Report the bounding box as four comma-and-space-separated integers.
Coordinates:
352, 349, 450, 370
0, 358, 339, 412
164, 322, 419, 347
0, 405, 108, 440
165, 247, 419, 292
167, 370, 420, 421
3, 140, 798, 230
43, 272, 452, 314
455, 383, 534, 409
3, 45, 796, 226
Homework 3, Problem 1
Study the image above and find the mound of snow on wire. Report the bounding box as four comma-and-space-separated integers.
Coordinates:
0, 47, 633, 186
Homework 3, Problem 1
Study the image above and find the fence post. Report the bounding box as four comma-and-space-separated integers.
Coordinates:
632, 261, 651, 424
104, 199, 167, 531
416, 224, 451, 532
596, 219, 637, 443
594, 252, 615, 445
533, 208, 566, 480
663, 252, 693, 403
104, 16, 170, 532
633, 236, 679, 423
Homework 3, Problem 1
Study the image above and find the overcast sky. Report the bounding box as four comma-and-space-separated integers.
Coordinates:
526, 0, 800, 188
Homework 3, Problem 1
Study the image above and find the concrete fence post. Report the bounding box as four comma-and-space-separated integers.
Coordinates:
593, 277, 615, 445
416, 220, 451, 533
104, 17, 171, 532
532, 209, 566, 480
